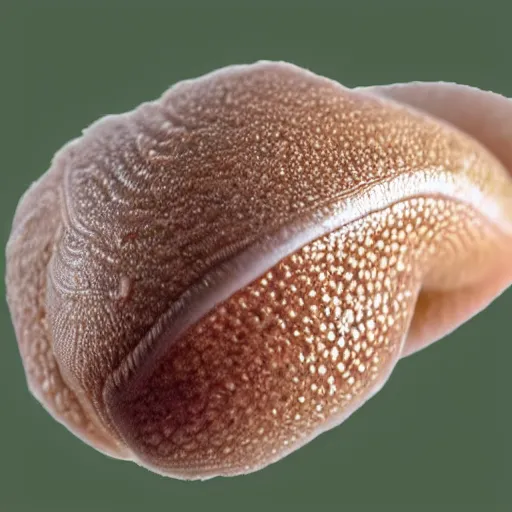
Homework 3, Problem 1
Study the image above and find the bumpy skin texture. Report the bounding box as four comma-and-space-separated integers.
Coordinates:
5, 61, 512, 479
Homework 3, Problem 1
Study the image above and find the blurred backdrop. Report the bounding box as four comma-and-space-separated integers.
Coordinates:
1, 2, 511, 511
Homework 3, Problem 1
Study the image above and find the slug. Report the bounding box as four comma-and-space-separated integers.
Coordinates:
6, 61, 512, 480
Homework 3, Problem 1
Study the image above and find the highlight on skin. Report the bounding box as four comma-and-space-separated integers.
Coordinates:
5, 61, 512, 479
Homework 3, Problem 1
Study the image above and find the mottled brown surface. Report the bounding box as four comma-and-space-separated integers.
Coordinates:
110, 197, 500, 477
5, 61, 512, 478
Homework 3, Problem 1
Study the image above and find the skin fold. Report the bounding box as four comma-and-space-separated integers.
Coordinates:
5, 61, 512, 479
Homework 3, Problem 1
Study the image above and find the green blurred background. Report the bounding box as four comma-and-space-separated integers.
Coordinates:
1, 1, 511, 511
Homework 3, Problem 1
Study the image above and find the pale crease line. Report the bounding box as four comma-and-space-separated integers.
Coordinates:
104, 166, 511, 404
61, 164, 98, 239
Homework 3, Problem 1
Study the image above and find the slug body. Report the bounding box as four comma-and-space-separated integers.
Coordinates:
6, 62, 512, 479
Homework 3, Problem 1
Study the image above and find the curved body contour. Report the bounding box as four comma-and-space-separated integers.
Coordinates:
5, 61, 512, 479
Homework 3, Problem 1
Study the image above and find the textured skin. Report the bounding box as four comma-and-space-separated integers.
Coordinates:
5, 150, 127, 457
5, 61, 512, 479
110, 198, 503, 478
